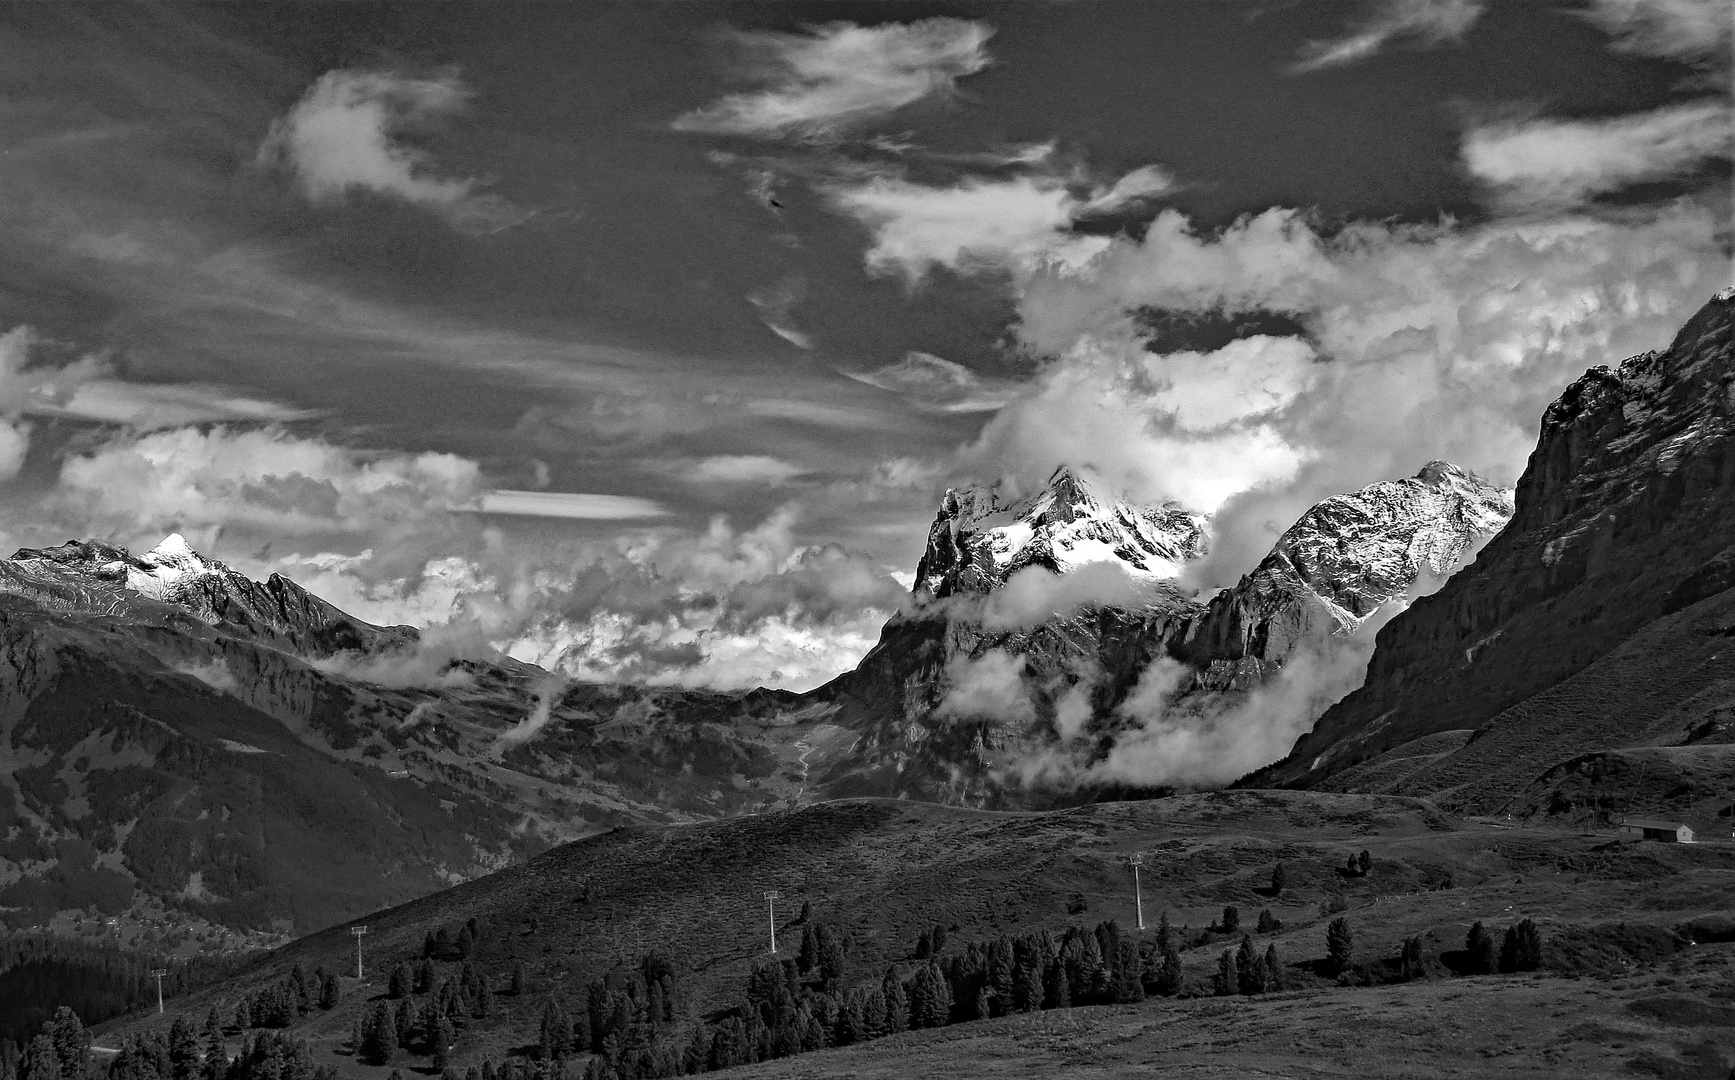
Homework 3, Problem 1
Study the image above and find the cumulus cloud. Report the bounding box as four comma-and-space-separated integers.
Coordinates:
846, 351, 1021, 413
1578, 0, 1733, 68
673, 19, 994, 137
1464, 100, 1733, 207
54, 424, 482, 544
936, 648, 1036, 724
830, 174, 1111, 284
1293, 0, 1486, 72
996, 198, 1729, 583
257, 68, 529, 233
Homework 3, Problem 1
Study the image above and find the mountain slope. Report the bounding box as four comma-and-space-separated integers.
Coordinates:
1251, 291, 1735, 800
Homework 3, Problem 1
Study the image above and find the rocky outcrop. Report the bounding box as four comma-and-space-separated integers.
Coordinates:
1252, 292, 1735, 789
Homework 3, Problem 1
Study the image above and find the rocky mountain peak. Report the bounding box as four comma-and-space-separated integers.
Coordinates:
914, 467, 1209, 600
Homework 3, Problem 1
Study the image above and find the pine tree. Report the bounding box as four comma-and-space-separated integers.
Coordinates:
1271, 863, 1287, 895
318, 973, 340, 1010
47, 1009, 87, 1080
389, 963, 414, 999
1500, 919, 1543, 973
1219, 906, 1240, 934
394, 999, 415, 1050
799, 900, 813, 924
539, 1001, 569, 1061
1400, 935, 1427, 981
913, 929, 932, 960
931, 925, 949, 954
1326, 917, 1354, 976
1466, 921, 1497, 975
798, 925, 818, 974
1157, 947, 1183, 997
168, 1017, 200, 1080
1156, 910, 1172, 952
509, 962, 527, 996
1214, 950, 1235, 996
416, 959, 436, 995
430, 1017, 455, 1072
1236, 935, 1267, 995
818, 927, 847, 993
1114, 940, 1145, 1004
1257, 909, 1281, 933
363, 1003, 398, 1064
1013, 949, 1044, 1012
1264, 943, 1284, 991
881, 969, 909, 1034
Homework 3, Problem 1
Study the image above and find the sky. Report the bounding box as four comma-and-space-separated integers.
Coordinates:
0, 0, 1727, 690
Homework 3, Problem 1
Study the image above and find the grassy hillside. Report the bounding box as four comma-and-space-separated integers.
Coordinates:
94, 791, 1735, 1079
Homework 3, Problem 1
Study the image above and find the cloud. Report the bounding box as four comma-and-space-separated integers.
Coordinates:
1464, 99, 1733, 207
257, 68, 529, 233
1293, 0, 1486, 72
1000, 197, 1728, 584
1079, 165, 1178, 215
748, 276, 813, 348
685, 455, 809, 485
936, 649, 1036, 724
830, 175, 1111, 285
673, 19, 994, 137
846, 351, 1021, 413
977, 561, 1180, 631
53, 424, 483, 544
496, 675, 567, 751
474, 490, 669, 520
1578, 0, 1733, 67
959, 334, 1315, 516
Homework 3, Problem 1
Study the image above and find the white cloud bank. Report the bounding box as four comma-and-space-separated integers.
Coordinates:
673, 19, 994, 138
257, 68, 529, 233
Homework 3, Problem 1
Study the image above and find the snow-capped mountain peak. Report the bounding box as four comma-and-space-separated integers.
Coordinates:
915, 466, 1209, 599
126, 533, 222, 602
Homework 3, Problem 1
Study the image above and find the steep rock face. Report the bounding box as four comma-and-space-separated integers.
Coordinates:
1254, 292, 1735, 789
809, 461, 1512, 805
1180, 462, 1513, 687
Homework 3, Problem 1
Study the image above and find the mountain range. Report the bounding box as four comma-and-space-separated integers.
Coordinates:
6, 291, 1734, 956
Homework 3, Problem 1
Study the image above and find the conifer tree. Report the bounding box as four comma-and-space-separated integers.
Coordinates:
363, 1004, 398, 1065
881, 969, 909, 1034
1013, 949, 1044, 1012
1271, 862, 1287, 895
20, 1034, 60, 1080
798, 925, 818, 974
930, 925, 948, 954
817, 927, 847, 993
1499, 919, 1543, 973
1214, 950, 1235, 996
1233, 935, 1260, 995
913, 930, 932, 960
1357, 850, 1372, 876
1220, 906, 1240, 934
1156, 910, 1172, 952
1400, 936, 1427, 981
1256, 909, 1281, 934
509, 962, 527, 996
1156, 947, 1183, 997
1326, 917, 1354, 976
539, 1001, 569, 1061
430, 1018, 454, 1072
318, 973, 340, 1010
168, 1017, 200, 1080
416, 959, 436, 995
1264, 943, 1284, 991
47, 1009, 87, 1080
1466, 921, 1497, 975
389, 963, 414, 999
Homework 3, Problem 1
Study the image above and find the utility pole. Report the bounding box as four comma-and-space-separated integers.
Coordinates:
763, 891, 780, 953
350, 926, 368, 980
1129, 853, 1146, 931
151, 970, 167, 1014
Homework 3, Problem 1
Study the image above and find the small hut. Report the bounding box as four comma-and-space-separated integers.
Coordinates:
1616, 817, 1694, 843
